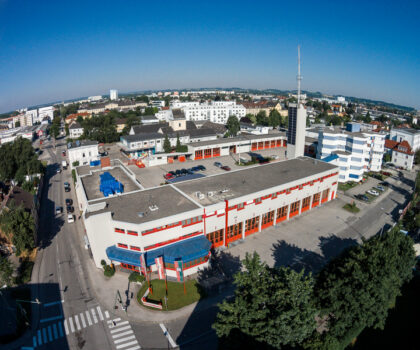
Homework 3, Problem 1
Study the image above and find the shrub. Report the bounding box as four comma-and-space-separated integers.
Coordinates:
103, 265, 115, 277
101, 259, 106, 266
128, 271, 145, 283
72, 161, 79, 167
71, 169, 77, 184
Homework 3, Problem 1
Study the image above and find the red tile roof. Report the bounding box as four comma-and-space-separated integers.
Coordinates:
385, 139, 414, 155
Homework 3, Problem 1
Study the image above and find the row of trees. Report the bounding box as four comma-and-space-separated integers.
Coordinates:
213, 229, 416, 349
0, 138, 44, 183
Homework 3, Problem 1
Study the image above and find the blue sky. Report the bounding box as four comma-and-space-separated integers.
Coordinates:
0, 0, 419, 112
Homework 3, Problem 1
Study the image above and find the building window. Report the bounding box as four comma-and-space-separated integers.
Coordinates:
227, 222, 243, 239
277, 205, 288, 219
262, 211, 274, 225
237, 202, 245, 210
117, 243, 128, 249
115, 228, 125, 234
206, 229, 224, 246
127, 230, 138, 236
245, 216, 259, 232
322, 189, 330, 201
302, 196, 311, 208
290, 201, 300, 214
255, 197, 262, 204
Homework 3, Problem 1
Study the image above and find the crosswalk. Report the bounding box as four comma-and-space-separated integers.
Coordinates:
31, 306, 110, 348
107, 317, 141, 350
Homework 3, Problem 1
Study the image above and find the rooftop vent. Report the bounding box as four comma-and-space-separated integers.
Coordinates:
195, 191, 205, 200
220, 188, 229, 193
137, 212, 145, 218
149, 205, 159, 211
207, 191, 214, 197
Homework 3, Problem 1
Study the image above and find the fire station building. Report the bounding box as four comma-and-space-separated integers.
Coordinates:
82, 157, 338, 278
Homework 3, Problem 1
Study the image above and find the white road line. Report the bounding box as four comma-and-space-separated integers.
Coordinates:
108, 318, 121, 324
114, 335, 135, 344
105, 310, 110, 319
75, 315, 81, 330
116, 340, 139, 349
112, 330, 134, 339
64, 319, 69, 335
97, 306, 104, 321
91, 308, 98, 323
80, 312, 87, 328
85, 310, 93, 326
110, 325, 131, 334
124, 346, 141, 350
159, 323, 177, 348
69, 317, 75, 333
115, 321, 129, 327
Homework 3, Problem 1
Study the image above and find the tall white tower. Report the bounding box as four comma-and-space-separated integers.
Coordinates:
287, 46, 307, 159
110, 89, 118, 101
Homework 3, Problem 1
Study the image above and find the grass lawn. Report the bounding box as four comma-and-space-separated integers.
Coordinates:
338, 182, 358, 192
343, 203, 360, 213
137, 279, 205, 311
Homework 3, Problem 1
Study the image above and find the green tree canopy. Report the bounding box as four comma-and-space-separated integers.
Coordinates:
256, 111, 268, 126
0, 256, 14, 286
268, 109, 282, 128
314, 229, 415, 343
226, 116, 240, 137
213, 252, 317, 349
163, 134, 171, 153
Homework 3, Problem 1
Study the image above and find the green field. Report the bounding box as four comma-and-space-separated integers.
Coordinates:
338, 182, 358, 192
343, 203, 360, 213
137, 279, 205, 311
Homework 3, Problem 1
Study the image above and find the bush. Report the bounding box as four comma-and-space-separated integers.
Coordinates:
71, 169, 77, 184
128, 271, 145, 283
101, 259, 106, 266
72, 161, 79, 167
103, 265, 115, 277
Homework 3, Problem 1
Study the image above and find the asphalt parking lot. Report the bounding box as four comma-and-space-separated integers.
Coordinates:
127, 147, 287, 188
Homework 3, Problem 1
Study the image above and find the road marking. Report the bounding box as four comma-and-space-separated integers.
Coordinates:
37, 330, 42, 345
114, 335, 135, 344
115, 321, 129, 327
43, 300, 64, 307
80, 312, 86, 328
124, 346, 141, 350
69, 317, 75, 333
40, 315, 63, 323
64, 319, 69, 335
91, 308, 98, 323
159, 323, 177, 348
75, 315, 81, 330
112, 330, 134, 339
42, 328, 47, 343
116, 340, 139, 349
110, 325, 131, 334
58, 321, 64, 337
108, 318, 121, 324
105, 310, 110, 319
53, 323, 58, 339
85, 310, 92, 326
33, 335, 37, 347
47, 325, 53, 341
97, 306, 104, 321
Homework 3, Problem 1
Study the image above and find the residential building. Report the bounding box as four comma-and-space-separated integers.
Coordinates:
69, 122, 84, 139
68, 141, 100, 167
12, 113, 33, 127
38, 106, 54, 122
317, 123, 385, 182
390, 128, 420, 152
240, 121, 272, 135
384, 140, 414, 170
110, 89, 118, 101
151, 100, 165, 108
88, 95, 102, 102
171, 101, 246, 124
141, 115, 159, 125
241, 100, 287, 117
77, 157, 339, 277
115, 119, 127, 133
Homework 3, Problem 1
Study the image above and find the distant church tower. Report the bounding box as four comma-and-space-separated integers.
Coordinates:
287, 46, 307, 159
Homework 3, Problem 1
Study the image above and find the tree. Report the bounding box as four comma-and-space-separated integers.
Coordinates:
226, 116, 240, 137
415, 150, 420, 164
256, 111, 268, 126
383, 152, 392, 163
364, 111, 372, 123
213, 252, 317, 349
268, 109, 281, 128
0, 256, 14, 286
245, 113, 257, 124
15, 121, 21, 128
314, 229, 415, 343
0, 204, 35, 256
163, 134, 171, 153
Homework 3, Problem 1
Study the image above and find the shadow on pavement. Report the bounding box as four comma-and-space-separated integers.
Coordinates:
271, 235, 358, 274
0, 282, 69, 350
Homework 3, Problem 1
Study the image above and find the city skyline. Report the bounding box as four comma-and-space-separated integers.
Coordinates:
1, 0, 419, 112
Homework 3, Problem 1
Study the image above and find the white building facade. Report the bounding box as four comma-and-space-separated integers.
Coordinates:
68, 141, 100, 167
390, 128, 420, 152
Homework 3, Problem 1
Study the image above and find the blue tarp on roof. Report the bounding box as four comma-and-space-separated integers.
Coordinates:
106, 235, 211, 266
321, 154, 339, 163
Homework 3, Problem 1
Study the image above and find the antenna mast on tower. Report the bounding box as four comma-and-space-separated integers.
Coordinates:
297, 45, 302, 106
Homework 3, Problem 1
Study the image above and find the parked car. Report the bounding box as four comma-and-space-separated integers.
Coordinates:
66, 206, 74, 213
65, 198, 73, 206
214, 162, 222, 168
381, 171, 392, 176
191, 166, 200, 172
175, 169, 182, 177
270, 155, 280, 160
221, 166, 231, 171
180, 168, 188, 175
379, 182, 388, 187
67, 214, 74, 223
356, 194, 369, 202
186, 169, 194, 175
55, 206, 63, 215
367, 190, 379, 196
197, 165, 206, 171
64, 182, 70, 192
56, 167, 61, 174
164, 173, 174, 180
375, 185, 385, 192
169, 171, 176, 176
62, 151, 66, 156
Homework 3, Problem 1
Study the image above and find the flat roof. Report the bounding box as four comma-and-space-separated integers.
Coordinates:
174, 157, 337, 205
188, 132, 286, 148
86, 186, 200, 224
